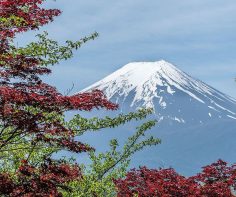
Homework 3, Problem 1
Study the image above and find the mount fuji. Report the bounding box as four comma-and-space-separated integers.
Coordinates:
80, 60, 236, 175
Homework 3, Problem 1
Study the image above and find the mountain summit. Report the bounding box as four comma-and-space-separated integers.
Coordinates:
82, 60, 236, 124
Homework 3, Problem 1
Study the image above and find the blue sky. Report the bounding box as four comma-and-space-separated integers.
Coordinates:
16, 0, 236, 97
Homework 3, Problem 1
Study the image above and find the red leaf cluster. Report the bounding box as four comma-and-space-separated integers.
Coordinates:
0, 159, 82, 197
0, 0, 61, 39
0, 0, 118, 154
114, 160, 236, 197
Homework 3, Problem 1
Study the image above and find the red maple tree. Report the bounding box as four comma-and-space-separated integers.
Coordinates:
114, 160, 236, 197
0, 0, 117, 196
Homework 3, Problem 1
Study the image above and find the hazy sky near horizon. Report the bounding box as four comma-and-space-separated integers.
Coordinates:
16, 0, 236, 97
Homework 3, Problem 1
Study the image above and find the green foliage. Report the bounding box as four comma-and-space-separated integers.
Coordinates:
67, 108, 154, 135
0, 15, 26, 29
0, 106, 62, 173
10, 31, 99, 66
63, 110, 161, 197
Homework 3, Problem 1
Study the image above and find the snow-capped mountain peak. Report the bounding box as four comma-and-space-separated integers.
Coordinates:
79, 60, 236, 176
81, 60, 236, 123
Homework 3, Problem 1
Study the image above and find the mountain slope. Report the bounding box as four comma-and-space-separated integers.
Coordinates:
79, 60, 236, 175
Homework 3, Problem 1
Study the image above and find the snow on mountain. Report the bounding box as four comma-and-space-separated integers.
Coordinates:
82, 60, 236, 124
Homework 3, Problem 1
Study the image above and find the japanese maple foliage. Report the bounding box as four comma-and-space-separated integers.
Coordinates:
0, 159, 82, 197
0, 0, 61, 39
0, 0, 117, 153
114, 160, 236, 197
0, 0, 117, 196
